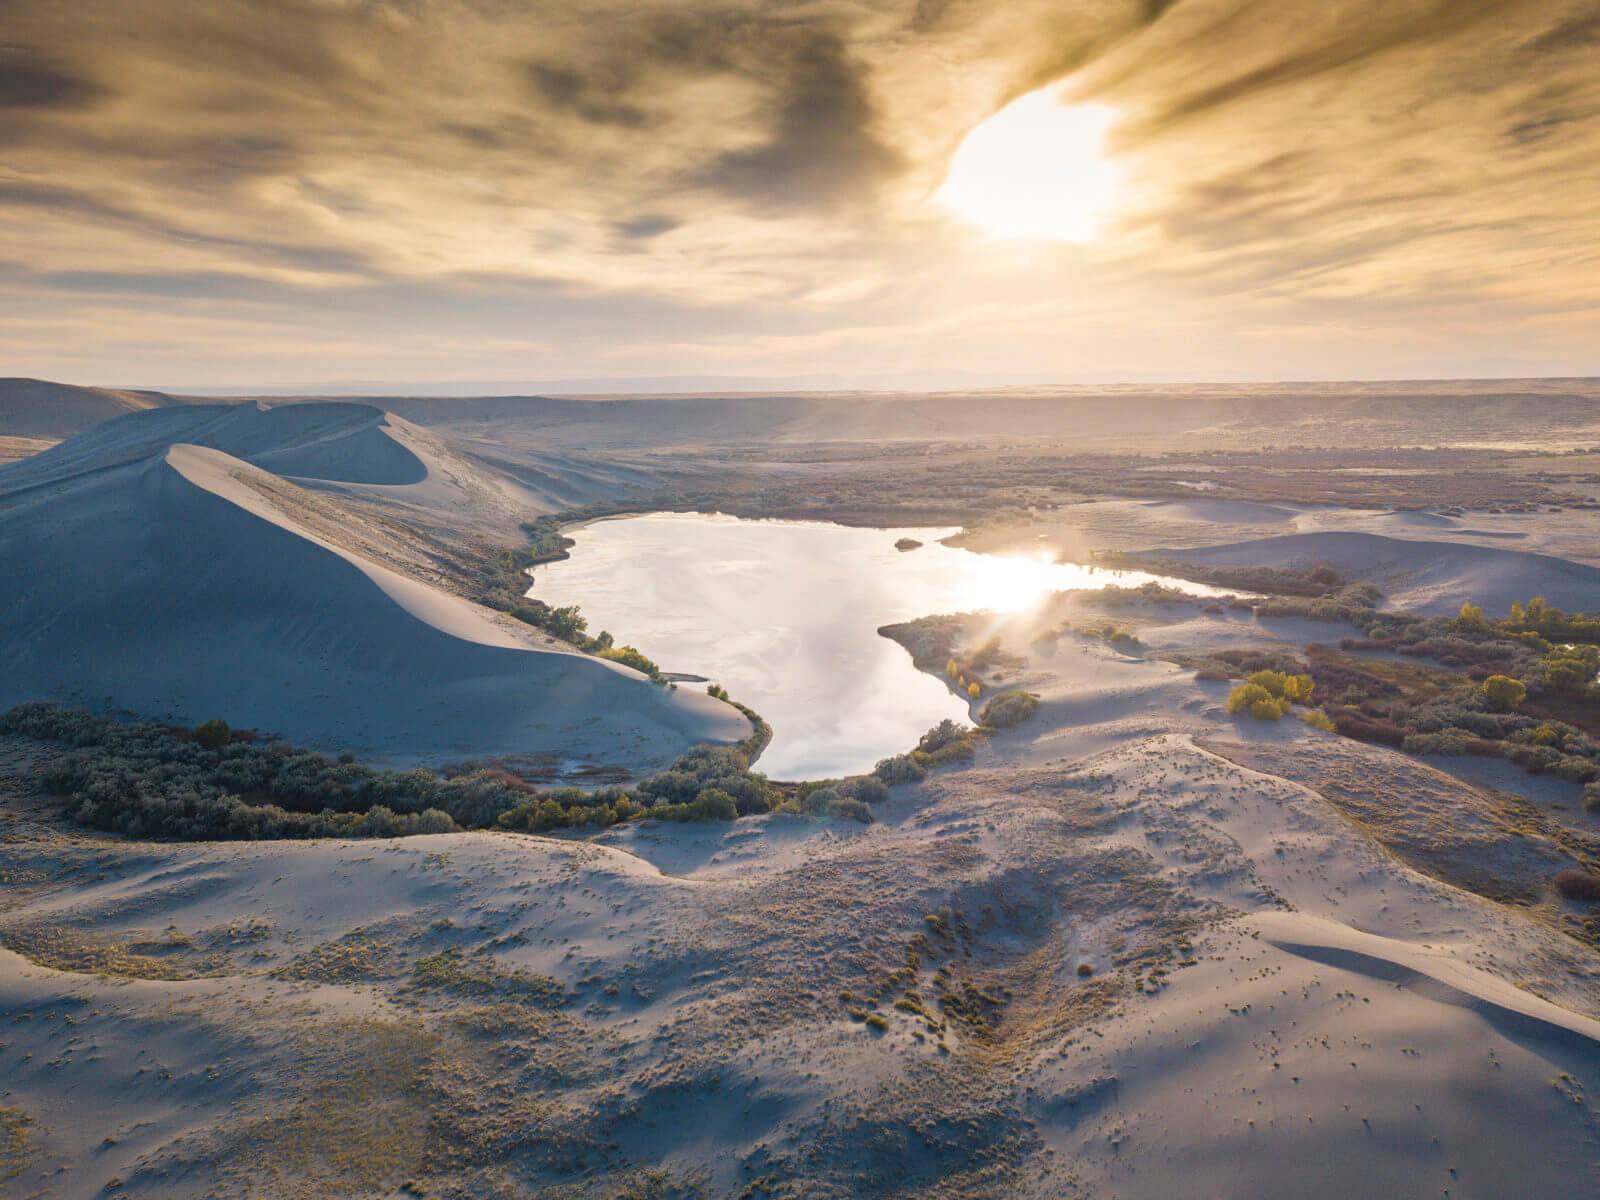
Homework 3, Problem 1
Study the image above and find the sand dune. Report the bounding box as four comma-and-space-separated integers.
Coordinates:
0, 417, 744, 766
0, 399, 425, 491
1158, 529, 1600, 614
1140, 497, 1299, 524
0, 377, 183, 440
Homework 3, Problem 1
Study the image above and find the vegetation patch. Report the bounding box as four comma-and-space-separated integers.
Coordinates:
0, 921, 235, 980
1096, 553, 1350, 599
0, 1105, 33, 1184
1225, 670, 1315, 721
274, 933, 393, 985
1554, 869, 1600, 903
409, 947, 566, 1006
981, 691, 1041, 729
1191, 602, 1600, 793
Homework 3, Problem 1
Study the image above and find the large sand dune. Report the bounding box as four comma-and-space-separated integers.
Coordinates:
1157, 529, 1600, 614
0, 377, 183, 440
0, 414, 744, 766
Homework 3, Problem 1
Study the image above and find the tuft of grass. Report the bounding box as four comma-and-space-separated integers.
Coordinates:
410, 948, 566, 1006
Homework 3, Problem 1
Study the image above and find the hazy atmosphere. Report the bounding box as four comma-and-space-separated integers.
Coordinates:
3, 5, 1600, 1200
4, 0, 1598, 388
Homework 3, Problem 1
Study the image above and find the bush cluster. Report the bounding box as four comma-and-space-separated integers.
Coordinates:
1, 702, 790, 841
1225, 670, 1314, 721
7, 682, 1011, 843
980, 691, 1040, 729
1554, 869, 1600, 903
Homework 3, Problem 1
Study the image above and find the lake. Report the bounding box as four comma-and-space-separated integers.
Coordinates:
527, 512, 1209, 779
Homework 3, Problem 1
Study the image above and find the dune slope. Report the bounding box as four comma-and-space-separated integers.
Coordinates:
1157, 530, 1600, 614
0, 377, 180, 440
0, 429, 743, 766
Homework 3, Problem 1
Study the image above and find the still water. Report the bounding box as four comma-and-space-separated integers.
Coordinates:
528, 512, 1209, 778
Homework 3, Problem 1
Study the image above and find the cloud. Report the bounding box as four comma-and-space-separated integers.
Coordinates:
0, 0, 1593, 386
696, 30, 901, 209
524, 62, 651, 128
0, 44, 105, 110
1524, 6, 1600, 53
613, 215, 680, 240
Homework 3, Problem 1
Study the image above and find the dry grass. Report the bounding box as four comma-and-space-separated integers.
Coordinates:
0, 1105, 34, 1184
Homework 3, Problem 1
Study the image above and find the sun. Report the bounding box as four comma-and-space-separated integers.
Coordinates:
936, 91, 1122, 243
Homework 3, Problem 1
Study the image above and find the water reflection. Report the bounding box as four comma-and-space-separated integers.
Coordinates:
528, 513, 1210, 778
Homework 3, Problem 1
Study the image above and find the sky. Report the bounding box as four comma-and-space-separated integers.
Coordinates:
1, 0, 1597, 391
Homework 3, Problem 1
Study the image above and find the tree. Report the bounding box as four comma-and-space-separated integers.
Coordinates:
1452, 601, 1488, 633
967, 682, 981, 699
1481, 675, 1527, 712
1542, 645, 1599, 693
543, 604, 588, 642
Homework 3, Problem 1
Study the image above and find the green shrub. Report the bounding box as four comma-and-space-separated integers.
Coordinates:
847, 776, 890, 805
1481, 674, 1527, 712
874, 754, 926, 785
597, 644, 663, 681
801, 787, 840, 817
826, 795, 873, 823
981, 691, 1040, 729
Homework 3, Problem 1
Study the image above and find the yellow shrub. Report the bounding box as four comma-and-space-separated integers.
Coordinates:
967, 682, 981, 699
1228, 683, 1291, 721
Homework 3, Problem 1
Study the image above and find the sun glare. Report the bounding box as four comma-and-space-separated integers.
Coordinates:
937, 91, 1122, 243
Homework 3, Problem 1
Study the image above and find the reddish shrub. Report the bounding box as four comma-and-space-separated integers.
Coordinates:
1554, 869, 1600, 903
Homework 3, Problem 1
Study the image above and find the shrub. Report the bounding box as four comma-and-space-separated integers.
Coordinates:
597, 644, 663, 681
193, 719, 232, 750
1226, 683, 1288, 719
1245, 670, 1314, 703
1481, 675, 1527, 712
0, 703, 689, 841
1327, 708, 1408, 746
912, 720, 979, 768
1250, 696, 1285, 720
1542, 646, 1599, 693
847, 776, 890, 805
802, 787, 841, 817
827, 795, 873, 823
981, 691, 1040, 729
1553, 869, 1600, 903
691, 787, 738, 821
1300, 709, 1336, 732
1403, 730, 1476, 757
966, 682, 981, 699
874, 754, 926, 785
